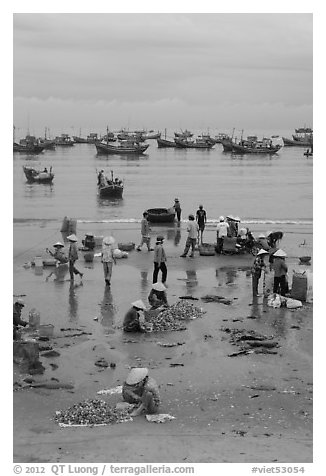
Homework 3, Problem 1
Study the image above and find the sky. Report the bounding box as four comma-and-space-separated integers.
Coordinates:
13, 12, 313, 138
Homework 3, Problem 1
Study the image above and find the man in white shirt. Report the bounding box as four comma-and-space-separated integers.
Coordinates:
180, 214, 199, 258
216, 216, 229, 253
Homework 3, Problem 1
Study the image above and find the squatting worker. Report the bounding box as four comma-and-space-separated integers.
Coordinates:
122, 367, 160, 416
180, 214, 199, 258
101, 236, 116, 286
123, 300, 147, 332
251, 249, 268, 297
137, 211, 153, 252
153, 235, 167, 284
272, 249, 288, 296
148, 282, 168, 309
13, 298, 28, 340
46, 242, 68, 264
67, 234, 83, 281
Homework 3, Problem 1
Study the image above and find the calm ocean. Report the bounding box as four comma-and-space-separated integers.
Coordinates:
13, 136, 313, 226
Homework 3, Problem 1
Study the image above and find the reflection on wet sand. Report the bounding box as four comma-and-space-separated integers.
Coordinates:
100, 286, 116, 333
45, 263, 68, 283
185, 269, 198, 294
68, 281, 83, 322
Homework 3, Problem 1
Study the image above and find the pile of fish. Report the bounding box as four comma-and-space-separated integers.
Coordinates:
221, 327, 279, 357
147, 301, 204, 332
54, 399, 132, 426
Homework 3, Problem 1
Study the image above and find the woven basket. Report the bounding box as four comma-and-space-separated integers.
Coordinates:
118, 242, 135, 252
199, 243, 216, 256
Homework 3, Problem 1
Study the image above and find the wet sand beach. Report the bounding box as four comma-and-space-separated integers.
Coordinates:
13, 221, 313, 463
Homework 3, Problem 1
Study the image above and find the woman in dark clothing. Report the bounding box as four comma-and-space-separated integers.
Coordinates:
123, 300, 147, 332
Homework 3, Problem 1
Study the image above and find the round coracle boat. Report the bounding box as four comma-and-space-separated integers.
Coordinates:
146, 208, 175, 223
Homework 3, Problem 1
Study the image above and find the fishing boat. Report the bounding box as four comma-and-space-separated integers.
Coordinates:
87, 133, 99, 144
98, 170, 123, 198
157, 137, 177, 148
282, 127, 313, 147
141, 131, 161, 140
174, 129, 193, 139
231, 140, 282, 155
215, 133, 231, 144
146, 208, 175, 223
73, 135, 88, 143
23, 166, 54, 183
303, 147, 313, 157
55, 134, 75, 146
220, 138, 234, 152
198, 134, 216, 146
174, 137, 214, 149
95, 139, 149, 155
157, 129, 177, 148
13, 135, 45, 154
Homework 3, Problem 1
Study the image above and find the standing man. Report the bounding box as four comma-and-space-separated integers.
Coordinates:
137, 211, 153, 251
101, 236, 116, 286
180, 214, 199, 258
216, 216, 229, 254
196, 204, 207, 244
153, 235, 167, 284
67, 234, 83, 281
173, 198, 182, 222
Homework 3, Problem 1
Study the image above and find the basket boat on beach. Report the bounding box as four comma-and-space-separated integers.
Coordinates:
146, 208, 176, 223
198, 243, 216, 256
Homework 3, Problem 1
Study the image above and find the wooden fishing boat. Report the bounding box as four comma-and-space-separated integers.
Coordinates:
283, 127, 313, 147
174, 129, 193, 139
157, 137, 176, 148
146, 208, 176, 223
87, 133, 99, 143
55, 134, 75, 146
141, 131, 161, 140
14, 142, 45, 154
231, 142, 282, 155
157, 129, 176, 148
95, 139, 149, 155
303, 148, 313, 157
174, 137, 214, 149
13, 135, 46, 154
220, 138, 234, 152
23, 166, 54, 183
39, 139, 56, 149
73, 135, 88, 143
98, 170, 123, 198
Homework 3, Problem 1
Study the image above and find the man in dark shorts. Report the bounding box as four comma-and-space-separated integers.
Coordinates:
196, 204, 207, 244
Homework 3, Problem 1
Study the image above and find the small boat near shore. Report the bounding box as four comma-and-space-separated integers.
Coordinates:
97, 170, 123, 198
146, 207, 176, 223
95, 139, 149, 155
23, 166, 54, 183
157, 129, 177, 148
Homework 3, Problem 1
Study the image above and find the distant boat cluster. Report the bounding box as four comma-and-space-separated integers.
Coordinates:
13, 126, 313, 156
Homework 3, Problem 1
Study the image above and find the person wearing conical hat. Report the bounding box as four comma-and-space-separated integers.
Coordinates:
123, 300, 147, 333
251, 249, 268, 297
67, 234, 83, 281
46, 242, 68, 264
272, 249, 288, 296
101, 236, 116, 286
122, 367, 160, 416
257, 233, 270, 251
216, 216, 229, 254
148, 282, 168, 309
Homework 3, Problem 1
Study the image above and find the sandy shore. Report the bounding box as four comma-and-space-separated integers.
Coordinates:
13, 221, 313, 463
